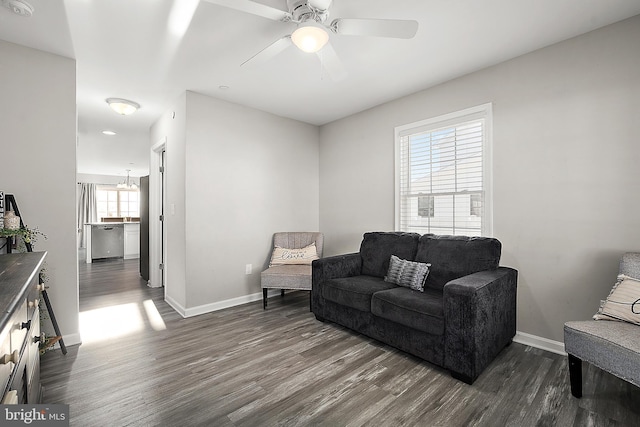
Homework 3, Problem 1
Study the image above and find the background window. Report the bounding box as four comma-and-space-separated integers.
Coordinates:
97, 187, 140, 219
418, 195, 434, 217
395, 104, 492, 236
470, 193, 482, 216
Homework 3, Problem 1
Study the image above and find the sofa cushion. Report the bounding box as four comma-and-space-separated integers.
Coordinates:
384, 255, 431, 292
322, 275, 396, 312
360, 232, 421, 278
371, 287, 444, 335
415, 234, 501, 291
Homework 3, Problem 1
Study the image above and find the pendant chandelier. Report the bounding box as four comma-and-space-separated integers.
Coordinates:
117, 169, 138, 189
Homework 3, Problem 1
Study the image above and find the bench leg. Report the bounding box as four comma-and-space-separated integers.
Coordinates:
568, 354, 583, 398
263, 289, 268, 310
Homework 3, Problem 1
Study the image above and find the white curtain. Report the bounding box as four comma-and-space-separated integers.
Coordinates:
77, 183, 97, 248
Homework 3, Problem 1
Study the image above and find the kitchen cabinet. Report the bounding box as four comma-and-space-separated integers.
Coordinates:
124, 223, 140, 260
85, 222, 140, 263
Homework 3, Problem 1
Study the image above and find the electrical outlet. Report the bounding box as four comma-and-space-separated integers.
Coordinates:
245, 264, 252, 275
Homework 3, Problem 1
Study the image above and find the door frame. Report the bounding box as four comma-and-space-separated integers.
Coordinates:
149, 137, 166, 290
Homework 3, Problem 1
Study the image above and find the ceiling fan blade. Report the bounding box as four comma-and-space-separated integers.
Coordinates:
316, 43, 347, 81
331, 18, 419, 39
201, 0, 292, 22
308, 0, 333, 11
241, 36, 292, 67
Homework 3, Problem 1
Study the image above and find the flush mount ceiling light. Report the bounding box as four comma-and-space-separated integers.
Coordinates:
291, 21, 329, 53
106, 98, 140, 115
1, 0, 34, 17
117, 169, 138, 190
102, 130, 116, 136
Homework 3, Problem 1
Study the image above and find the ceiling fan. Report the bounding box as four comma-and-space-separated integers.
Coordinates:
201, 0, 419, 80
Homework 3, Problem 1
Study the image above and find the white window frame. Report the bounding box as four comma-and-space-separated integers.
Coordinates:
96, 186, 140, 219
394, 103, 493, 236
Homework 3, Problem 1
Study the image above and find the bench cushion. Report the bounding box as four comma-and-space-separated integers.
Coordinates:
261, 265, 312, 290
564, 320, 640, 388
322, 275, 396, 312
372, 287, 444, 335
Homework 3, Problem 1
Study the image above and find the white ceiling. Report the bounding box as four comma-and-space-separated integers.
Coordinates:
1, 0, 639, 178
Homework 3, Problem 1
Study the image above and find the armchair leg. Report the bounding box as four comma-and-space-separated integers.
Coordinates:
263, 289, 267, 310
568, 354, 583, 398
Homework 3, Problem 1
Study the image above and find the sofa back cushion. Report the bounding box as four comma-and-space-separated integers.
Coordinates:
415, 234, 501, 291
360, 232, 420, 278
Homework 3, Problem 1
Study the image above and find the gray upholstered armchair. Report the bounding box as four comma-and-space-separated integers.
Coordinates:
261, 232, 324, 309
564, 252, 640, 397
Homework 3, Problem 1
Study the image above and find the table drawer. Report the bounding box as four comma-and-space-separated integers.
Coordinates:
0, 320, 12, 396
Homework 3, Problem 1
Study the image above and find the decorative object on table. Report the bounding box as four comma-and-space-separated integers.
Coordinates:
3, 210, 19, 230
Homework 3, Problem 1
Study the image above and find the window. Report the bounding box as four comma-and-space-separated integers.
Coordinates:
418, 195, 434, 218
97, 187, 140, 220
470, 193, 482, 217
395, 104, 492, 236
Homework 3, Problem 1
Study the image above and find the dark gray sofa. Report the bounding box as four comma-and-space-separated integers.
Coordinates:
311, 232, 518, 384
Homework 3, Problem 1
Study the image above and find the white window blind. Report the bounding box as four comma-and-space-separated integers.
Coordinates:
395, 104, 492, 236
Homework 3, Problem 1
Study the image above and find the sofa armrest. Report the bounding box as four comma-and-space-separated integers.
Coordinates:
443, 266, 518, 383
311, 253, 362, 317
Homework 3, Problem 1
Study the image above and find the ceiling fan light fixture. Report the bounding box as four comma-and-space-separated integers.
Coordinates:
291, 21, 329, 53
106, 98, 140, 115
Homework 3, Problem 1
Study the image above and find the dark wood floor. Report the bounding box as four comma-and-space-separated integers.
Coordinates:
41, 259, 640, 426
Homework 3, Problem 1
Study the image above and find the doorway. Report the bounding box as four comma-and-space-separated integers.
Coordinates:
149, 138, 166, 291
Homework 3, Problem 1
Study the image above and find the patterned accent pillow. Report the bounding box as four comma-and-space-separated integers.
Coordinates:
384, 255, 431, 292
593, 274, 640, 325
269, 242, 319, 266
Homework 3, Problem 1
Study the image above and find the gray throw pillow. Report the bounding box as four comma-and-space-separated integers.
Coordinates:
384, 255, 431, 292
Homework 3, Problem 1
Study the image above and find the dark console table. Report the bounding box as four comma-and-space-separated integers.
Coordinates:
0, 251, 46, 404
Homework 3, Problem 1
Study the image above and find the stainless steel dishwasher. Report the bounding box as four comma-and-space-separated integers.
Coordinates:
91, 224, 124, 259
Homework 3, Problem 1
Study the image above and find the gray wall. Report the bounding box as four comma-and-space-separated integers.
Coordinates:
0, 40, 79, 344
152, 91, 319, 313
318, 16, 640, 343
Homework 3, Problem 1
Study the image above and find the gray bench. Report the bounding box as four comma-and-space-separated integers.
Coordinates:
564, 252, 640, 397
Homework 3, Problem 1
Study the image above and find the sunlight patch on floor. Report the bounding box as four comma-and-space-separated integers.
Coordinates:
80, 300, 167, 344
80, 303, 145, 344
143, 299, 166, 331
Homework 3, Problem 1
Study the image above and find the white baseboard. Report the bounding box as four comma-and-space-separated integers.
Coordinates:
165, 289, 283, 318
63, 332, 82, 347
165, 295, 187, 318
514, 331, 566, 355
